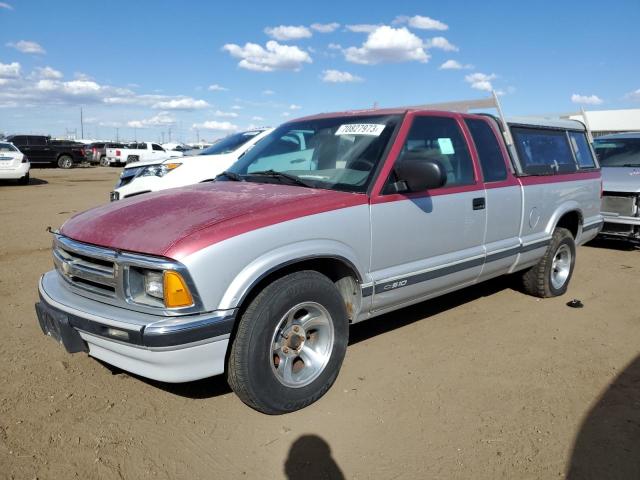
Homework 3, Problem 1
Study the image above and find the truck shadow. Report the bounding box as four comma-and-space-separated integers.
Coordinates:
0, 177, 48, 186
565, 354, 640, 479
585, 238, 639, 252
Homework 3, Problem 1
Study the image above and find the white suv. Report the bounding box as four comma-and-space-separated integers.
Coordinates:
111, 128, 273, 201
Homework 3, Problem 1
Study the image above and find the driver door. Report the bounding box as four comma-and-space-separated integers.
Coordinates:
368, 112, 487, 312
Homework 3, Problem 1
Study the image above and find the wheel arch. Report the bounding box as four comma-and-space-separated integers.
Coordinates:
547, 203, 583, 239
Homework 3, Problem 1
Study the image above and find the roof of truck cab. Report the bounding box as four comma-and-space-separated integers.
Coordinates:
290, 109, 587, 131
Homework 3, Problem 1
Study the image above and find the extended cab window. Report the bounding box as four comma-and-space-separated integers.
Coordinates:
29, 136, 47, 146
394, 116, 475, 188
568, 131, 596, 168
465, 118, 508, 182
152, 143, 164, 151
511, 127, 577, 175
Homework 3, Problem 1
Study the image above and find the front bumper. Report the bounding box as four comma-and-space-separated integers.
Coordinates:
37, 271, 235, 382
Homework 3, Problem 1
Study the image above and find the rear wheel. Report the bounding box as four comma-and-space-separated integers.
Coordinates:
99, 156, 109, 167
18, 172, 29, 185
57, 155, 73, 169
227, 271, 349, 414
521, 227, 576, 298
126, 155, 139, 164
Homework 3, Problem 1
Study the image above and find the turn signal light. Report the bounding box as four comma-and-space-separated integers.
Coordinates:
163, 271, 194, 308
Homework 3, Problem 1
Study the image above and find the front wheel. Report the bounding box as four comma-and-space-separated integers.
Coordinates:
227, 271, 349, 414
57, 155, 73, 169
521, 227, 576, 298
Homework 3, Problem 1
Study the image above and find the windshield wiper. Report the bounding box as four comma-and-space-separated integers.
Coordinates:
621, 164, 640, 168
247, 170, 314, 188
216, 170, 243, 181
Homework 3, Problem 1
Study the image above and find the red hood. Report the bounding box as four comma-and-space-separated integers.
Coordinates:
61, 182, 367, 260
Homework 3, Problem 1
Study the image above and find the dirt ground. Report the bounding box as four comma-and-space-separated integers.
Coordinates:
1, 167, 638, 480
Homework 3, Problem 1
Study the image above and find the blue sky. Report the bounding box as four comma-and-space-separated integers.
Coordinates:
0, 0, 638, 143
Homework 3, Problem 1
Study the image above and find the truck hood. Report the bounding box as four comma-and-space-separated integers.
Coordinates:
601, 167, 640, 193
123, 152, 222, 170
60, 181, 366, 260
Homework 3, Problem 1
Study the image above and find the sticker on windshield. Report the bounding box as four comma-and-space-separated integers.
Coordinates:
335, 124, 386, 136
437, 138, 455, 155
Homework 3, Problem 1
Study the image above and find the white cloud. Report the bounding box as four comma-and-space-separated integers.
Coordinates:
213, 110, 239, 118
394, 15, 448, 30
321, 69, 363, 83
262, 89, 275, 95
465, 72, 497, 92
151, 97, 209, 110
6, 40, 45, 54
625, 88, 640, 101
0, 2, 13, 10
252, 116, 265, 121
282, 112, 291, 117
571, 93, 603, 105
264, 25, 312, 41
208, 84, 228, 91
328, 43, 342, 50
289, 104, 301, 110
0, 61, 21, 78
223, 40, 312, 72
424, 36, 458, 51
128, 113, 175, 128
345, 24, 380, 33
310, 22, 340, 33
231, 105, 243, 110
439, 59, 473, 70
192, 120, 238, 132
34, 66, 63, 79
343, 26, 429, 65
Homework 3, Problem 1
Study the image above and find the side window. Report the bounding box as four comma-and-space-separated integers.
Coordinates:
465, 118, 508, 182
28, 136, 47, 146
152, 143, 164, 151
568, 131, 596, 168
394, 116, 475, 188
511, 127, 577, 175
10, 136, 28, 145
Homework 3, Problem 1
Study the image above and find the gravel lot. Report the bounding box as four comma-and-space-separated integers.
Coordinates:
1, 167, 638, 479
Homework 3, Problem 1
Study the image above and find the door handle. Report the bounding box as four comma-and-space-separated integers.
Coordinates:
472, 197, 486, 210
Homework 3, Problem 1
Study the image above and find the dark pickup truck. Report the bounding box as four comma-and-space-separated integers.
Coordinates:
6, 135, 86, 168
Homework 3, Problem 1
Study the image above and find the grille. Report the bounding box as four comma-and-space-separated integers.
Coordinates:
602, 194, 637, 217
53, 243, 117, 297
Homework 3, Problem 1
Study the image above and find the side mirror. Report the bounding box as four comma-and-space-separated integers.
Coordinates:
394, 158, 447, 192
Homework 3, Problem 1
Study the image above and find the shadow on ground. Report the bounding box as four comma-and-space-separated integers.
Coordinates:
284, 435, 344, 480
566, 354, 640, 479
0, 177, 48, 186
585, 238, 639, 252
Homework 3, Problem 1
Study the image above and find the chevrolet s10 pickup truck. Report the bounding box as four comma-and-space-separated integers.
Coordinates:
35, 95, 603, 414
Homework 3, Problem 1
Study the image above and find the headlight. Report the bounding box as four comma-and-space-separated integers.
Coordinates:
140, 269, 194, 308
138, 162, 182, 178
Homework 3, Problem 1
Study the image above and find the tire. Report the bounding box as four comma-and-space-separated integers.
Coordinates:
126, 156, 139, 164
57, 155, 73, 169
18, 172, 29, 185
227, 270, 349, 414
99, 156, 109, 167
521, 227, 576, 298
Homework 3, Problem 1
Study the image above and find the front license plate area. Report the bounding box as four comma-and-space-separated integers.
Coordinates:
35, 302, 88, 353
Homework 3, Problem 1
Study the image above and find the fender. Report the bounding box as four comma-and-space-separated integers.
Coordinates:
216, 239, 367, 311
545, 201, 583, 236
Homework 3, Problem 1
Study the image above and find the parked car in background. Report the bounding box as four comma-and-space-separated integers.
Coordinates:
105, 142, 183, 166
111, 128, 272, 201
6, 135, 86, 168
593, 132, 640, 242
0, 141, 30, 184
83, 142, 127, 166
161, 143, 191, 154
36, 99, 602, 414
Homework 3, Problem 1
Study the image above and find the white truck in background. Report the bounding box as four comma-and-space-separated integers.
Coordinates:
105, 142, 183, 166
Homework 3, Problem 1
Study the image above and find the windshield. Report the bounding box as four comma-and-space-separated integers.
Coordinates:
227, 115, 401, 192
200, 130, 264, 156
594, 138, 640, 167
0, 142, 18, 152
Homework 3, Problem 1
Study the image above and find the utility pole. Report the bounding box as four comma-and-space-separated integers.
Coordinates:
161, 131, 165, 143
168, 127, 172, 143
116, 128, 119, 142
80, 107, 84, 139
134, 127, 137, 141
196, 128, 200, 144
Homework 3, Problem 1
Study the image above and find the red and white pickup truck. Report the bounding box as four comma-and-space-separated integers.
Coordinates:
36, 96, 602, 414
